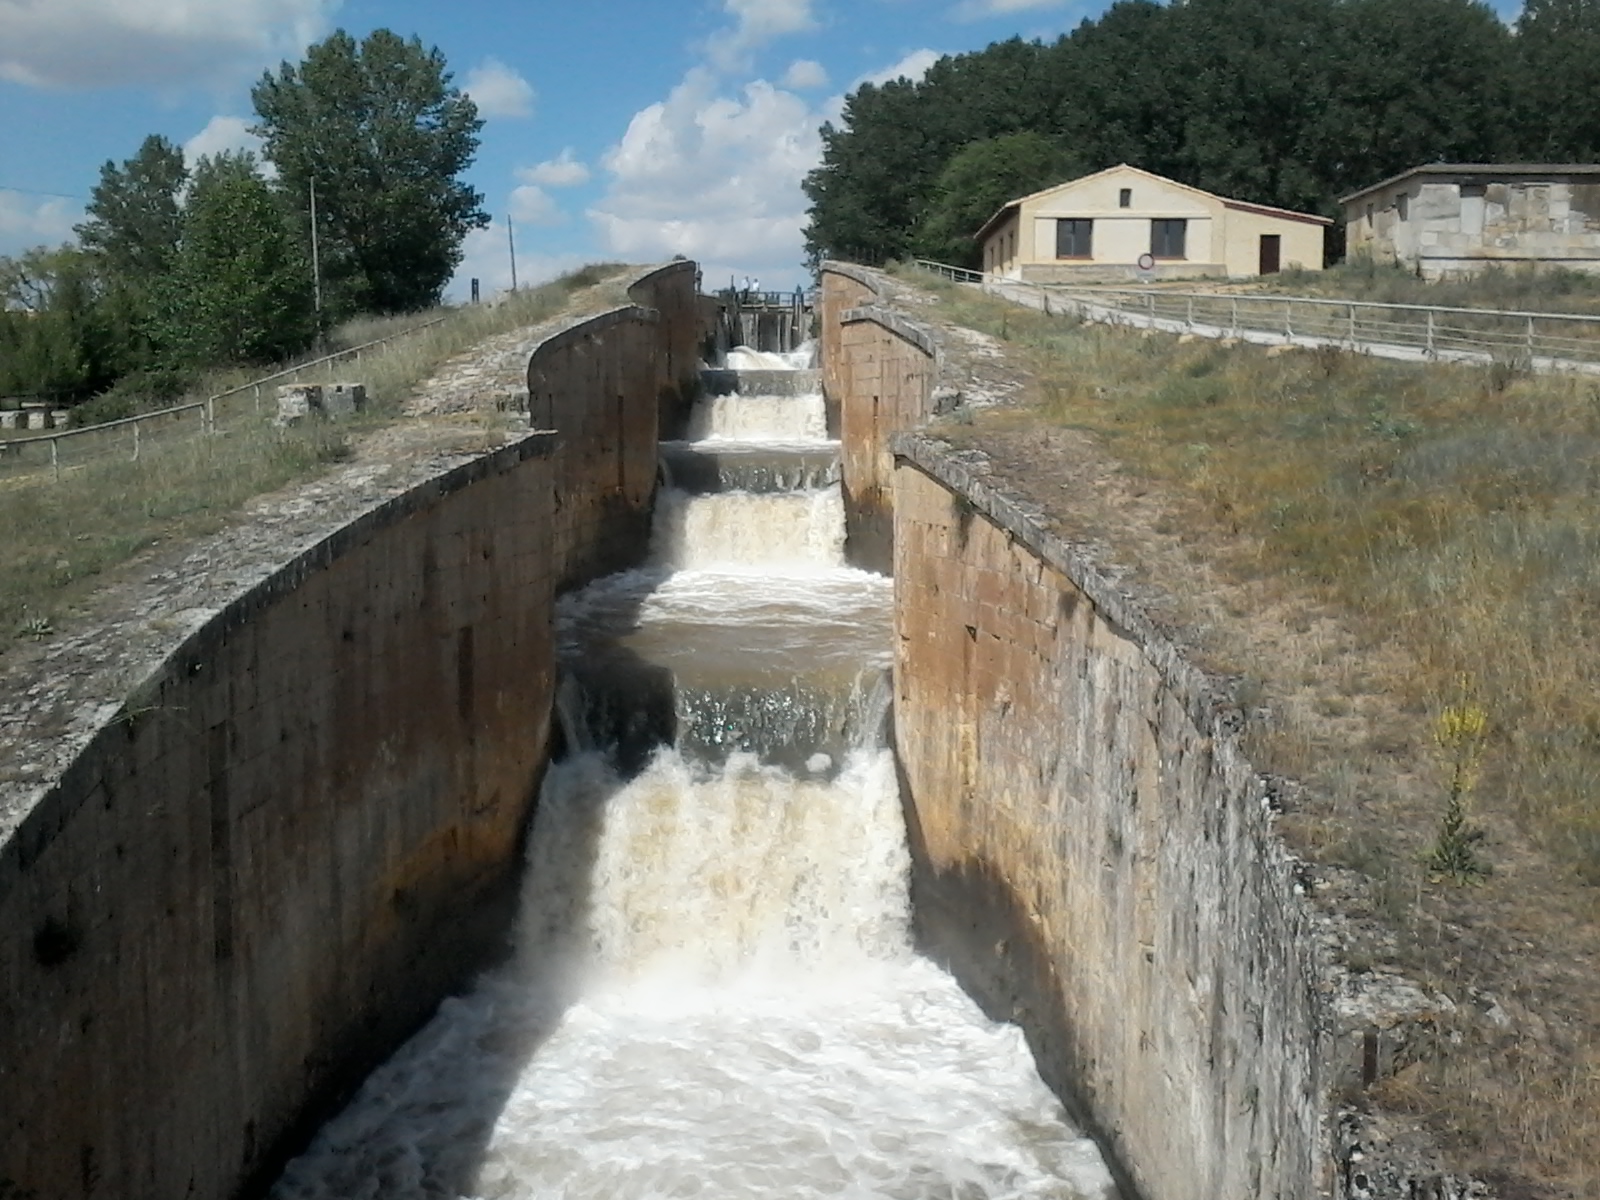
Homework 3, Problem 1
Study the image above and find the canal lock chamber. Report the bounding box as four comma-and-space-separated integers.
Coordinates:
268, 345, 1124, 1199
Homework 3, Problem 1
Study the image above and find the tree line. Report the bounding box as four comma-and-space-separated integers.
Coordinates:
803, 0, 1600, 269
0, 29, 487, 415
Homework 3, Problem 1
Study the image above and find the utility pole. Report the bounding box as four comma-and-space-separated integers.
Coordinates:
309, 177, 323, 317
507, 216, 518, 292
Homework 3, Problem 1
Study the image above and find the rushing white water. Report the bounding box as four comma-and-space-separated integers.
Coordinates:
271, 357, 1119, 1200
685, 393, 827, 443
725, 340, 816, 370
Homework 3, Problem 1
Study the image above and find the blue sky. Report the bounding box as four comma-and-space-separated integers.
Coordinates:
0, 0, 1525, 298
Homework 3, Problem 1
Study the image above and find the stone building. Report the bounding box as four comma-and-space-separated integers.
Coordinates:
975, 164, 1330, 283
1341, 163, 1600, 279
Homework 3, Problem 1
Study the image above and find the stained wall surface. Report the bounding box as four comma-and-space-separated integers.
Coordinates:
0, 438, 559, 1200
891, 443, 1329, 1200
818, 264, 940, 572
0, 267, 702, 1200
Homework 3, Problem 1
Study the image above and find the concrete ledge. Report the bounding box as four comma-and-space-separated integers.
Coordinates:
889, 432, 1241, 743
840, 304, 941, 361
819, 260, 886, 295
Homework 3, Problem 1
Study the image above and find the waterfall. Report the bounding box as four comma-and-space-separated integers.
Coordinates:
271, 346, 1119, 1200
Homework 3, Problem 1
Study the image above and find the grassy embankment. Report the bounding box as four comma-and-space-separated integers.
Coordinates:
899, 263, 1600, 1193
1, 265, 625, 643
1258, 255, 1600, 316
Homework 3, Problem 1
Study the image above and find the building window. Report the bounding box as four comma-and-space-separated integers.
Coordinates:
1119, 188, 1132, 209
1151, 218, 1187, 260
1396, 194, 1409, 220
1056, 218, 1094, 259
1461, 183, 1487, 199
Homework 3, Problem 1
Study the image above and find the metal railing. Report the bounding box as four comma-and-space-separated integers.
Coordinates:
1044, 288, 1600, 371
913, 259, 986, 284
909, 258, 1600, 373
0, 317, 447, 487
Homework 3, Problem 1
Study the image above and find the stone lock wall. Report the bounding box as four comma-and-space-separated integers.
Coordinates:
625, 259, 705, 439
892, 442, 1329, 1200
818, 263, 940, 573
0, 265, 703, 1200
0, 437, 560, 1200
529, 307, 664, 592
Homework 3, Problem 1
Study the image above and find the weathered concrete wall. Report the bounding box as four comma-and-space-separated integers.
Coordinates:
0, 268, 698, 1200
818, 263, 940, 572
809, 264, 1483, 1196
1346, 173, 1600, 279
0, 436, 560, 1200
625, 259, 704, 439
892, 440, 1329, 1200
529, 306, 663, 592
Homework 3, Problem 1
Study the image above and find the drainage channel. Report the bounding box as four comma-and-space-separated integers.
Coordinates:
269, 344, 1119, 1200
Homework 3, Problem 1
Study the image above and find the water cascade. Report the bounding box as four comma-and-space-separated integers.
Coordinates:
271, 347, 1119, 1200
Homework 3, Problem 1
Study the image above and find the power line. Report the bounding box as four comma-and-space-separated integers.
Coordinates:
0, 184, 87, 202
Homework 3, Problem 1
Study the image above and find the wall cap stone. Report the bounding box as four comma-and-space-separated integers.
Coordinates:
0, 432, 557, 891
819, 260, 886, 295
840, 304, 942, 361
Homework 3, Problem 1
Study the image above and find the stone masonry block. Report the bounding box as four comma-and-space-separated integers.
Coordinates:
276, 384, 322, 425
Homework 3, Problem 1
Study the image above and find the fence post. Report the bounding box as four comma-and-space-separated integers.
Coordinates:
1147, 293, 1155, 323
205, 397, 216, 435
1526, 315, 1535, 358
1285, 300, 1293, 340
1348, 303, 1356, 344
1231, 297, 1239, 336
1186, 295, 1195, 330
254, 383, 262, 414
132, 421, 140, 462
50, 437, 59, 482
1427, 310, 1436, 357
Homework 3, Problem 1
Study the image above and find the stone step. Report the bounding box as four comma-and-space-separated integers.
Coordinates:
660, 441, 840, 494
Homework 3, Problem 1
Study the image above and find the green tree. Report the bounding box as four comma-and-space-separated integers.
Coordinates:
159, 153, 317, 366
250, 29, 488, 314
913, 132, 1082, 267
75, 134, 188, 281
1515, 0, 1600, 160
0, 247, 121, 402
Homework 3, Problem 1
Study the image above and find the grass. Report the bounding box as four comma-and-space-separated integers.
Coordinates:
906, 265, 1600, 876
0, 265, 631, 641
1259, 253, 1600, 316
895, 262, 1600, 1192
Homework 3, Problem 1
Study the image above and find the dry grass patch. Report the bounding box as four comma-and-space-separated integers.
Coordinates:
0, 265, 631, 646
896, 264, 1600, 1194
1258, 256, 1600, 317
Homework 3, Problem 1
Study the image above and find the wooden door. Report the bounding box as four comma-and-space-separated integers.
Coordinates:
1259, 234, 1281, 275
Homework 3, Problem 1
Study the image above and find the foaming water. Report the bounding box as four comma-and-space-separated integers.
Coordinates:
272, 354, 1122, 1199
650, 487, 845, 569
726, 340, 816, 370
685, 392, 827, 442
272, 751, 1117, 1200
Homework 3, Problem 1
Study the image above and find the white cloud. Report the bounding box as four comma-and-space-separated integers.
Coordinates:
0, 191, 83, 258
517, 148, 591, 189
706, 0, 818, 72
781, 59, 829, 89
857, 48, 941, 88
448, 218, 584, 301
183, 116, 264, 165
952, 0, 1067, 16
0, 0, 334, 90
589, 67, 822, 284
463, 58, 535, 119
509, 184, 564, 226
819, 48, 941, 126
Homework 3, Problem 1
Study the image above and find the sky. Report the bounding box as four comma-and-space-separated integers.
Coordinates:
0, 0, 1527, 299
